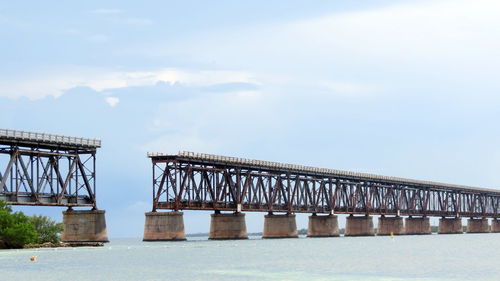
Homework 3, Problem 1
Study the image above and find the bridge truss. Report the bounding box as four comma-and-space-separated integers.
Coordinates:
150, 152, 500, 218
0, 129, 100, 207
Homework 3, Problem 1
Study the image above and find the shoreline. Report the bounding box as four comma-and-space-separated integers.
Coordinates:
23, 242, 105, 249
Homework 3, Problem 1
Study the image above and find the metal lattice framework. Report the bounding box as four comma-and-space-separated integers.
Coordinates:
149, 152, 500, 218
0, 129, 100, 207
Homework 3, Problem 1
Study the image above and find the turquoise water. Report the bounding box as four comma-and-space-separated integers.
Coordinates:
1, 234, 499, 281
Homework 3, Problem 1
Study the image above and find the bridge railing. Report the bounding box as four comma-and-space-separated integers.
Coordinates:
0, 129, 101, 148
148, 151, 499, 194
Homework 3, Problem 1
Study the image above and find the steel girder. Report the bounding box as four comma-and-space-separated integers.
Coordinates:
151, 159, 500, 218
0, 145, 96, 207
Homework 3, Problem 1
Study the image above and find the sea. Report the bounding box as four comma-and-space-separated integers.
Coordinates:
1, 234, 499, 281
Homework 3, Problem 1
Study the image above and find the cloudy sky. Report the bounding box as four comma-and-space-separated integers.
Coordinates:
1, 0, 500, 237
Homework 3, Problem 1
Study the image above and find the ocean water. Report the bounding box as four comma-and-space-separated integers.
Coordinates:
1, 234, 499, 281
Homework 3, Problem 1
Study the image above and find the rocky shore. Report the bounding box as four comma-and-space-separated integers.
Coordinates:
23, 242, 104, 248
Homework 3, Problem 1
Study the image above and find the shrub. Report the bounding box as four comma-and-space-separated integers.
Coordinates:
28, 215, 64, 244
0, 201, 64, 248
1, 220, 38, 248
0, 201, 38, 248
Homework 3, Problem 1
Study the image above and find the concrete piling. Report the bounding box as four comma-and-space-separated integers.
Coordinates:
61, 209, 109, 243
491, 219, 500, 232
438, 217, 463, 234
262, 213, 298, 238
143, 211, 186, 241
209, 212, 248, 240
404, 217, 431, 235
466, 218, 489, 233
345, 215, 375, 236
307, 214, 340, 237
377, 216, 405, 235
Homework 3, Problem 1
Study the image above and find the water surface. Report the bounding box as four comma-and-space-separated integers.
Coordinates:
1, 234, 498, 281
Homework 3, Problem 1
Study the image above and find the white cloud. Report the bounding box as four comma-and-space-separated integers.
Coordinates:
105, 96, 120, 107
139, 88, 286, 156
0, 67, 259, 99
133, 0, 500, 100
5, 0, 499, 104
283, 0, 500, 62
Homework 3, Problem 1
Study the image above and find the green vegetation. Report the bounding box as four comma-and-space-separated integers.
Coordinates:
0, 201, 37, 248
0, 201, 63, 249
29, 215, 64, 244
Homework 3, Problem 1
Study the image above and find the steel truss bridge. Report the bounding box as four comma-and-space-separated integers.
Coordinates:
149, 151, 500, 218
0, 129, 100, 207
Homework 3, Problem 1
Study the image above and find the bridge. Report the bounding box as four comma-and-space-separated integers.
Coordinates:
143, 151, 500, 240
0, 129, 108, 243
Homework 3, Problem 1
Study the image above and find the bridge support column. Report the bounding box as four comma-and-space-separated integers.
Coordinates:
404, 217, 431, 235
209, 212, 248, 240
438, 217, 463, 234
307, 214, 339, 237
466, 218, 489, 233
263, 213, 298, 238
345, 215, 375, 236
61, 209, 109, 243
143, 211, 186, 241
377, 216, 405, 235
492, 219, 500, 232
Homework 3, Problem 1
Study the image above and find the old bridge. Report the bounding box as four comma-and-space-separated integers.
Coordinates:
144, 151, 500, 240
0, 129, 108, 243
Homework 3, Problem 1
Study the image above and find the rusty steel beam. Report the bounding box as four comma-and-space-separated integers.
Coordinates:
149, 152, 500, 218
0, 130, 99, 207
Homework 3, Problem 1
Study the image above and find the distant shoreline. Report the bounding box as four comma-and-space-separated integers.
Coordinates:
186, 232, 264, 237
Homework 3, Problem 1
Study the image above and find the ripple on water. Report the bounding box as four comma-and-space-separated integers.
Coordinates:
1, 235, 499, 281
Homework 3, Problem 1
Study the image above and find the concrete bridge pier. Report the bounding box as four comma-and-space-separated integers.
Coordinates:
438, 217, 463, 234
263, 213, 298, 238
466, 218, 489, 233
492, 219, 500, 232
345, 215, 375, 236
307, 214, 340, 237
61, 209, 109, 243
209, 212, 248, 240
405, 217, 431, 235
143, 211, 186, 241
377, 216, 405, 235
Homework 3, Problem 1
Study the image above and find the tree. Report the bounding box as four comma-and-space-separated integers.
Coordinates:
0, 200, 11, 212
0, 201, 64, 248
28, 215, 64, 244
0, 201, 37, 248
1, 220, 38, 248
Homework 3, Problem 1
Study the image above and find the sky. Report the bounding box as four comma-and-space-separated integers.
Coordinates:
1, 0, 500, 237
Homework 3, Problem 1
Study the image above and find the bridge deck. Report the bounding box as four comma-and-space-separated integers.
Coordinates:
149, 151, 500, 217
148, 151, 500, 195
0, 129, 100, 151
0, 129, 99, 207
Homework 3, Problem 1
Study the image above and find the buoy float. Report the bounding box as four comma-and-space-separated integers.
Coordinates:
30, 256, 37, 262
